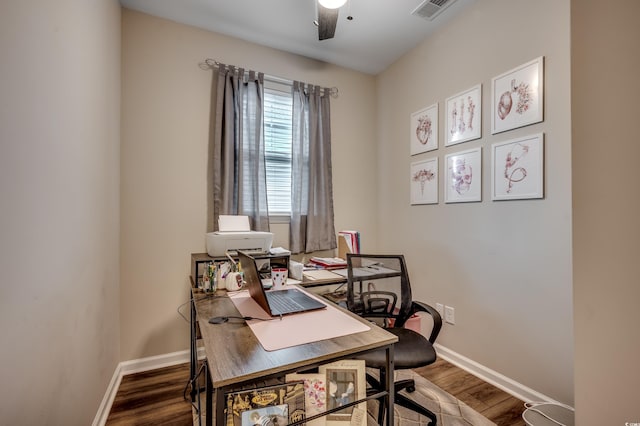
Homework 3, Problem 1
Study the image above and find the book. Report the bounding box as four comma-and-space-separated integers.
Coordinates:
338, 231, 360, 256
309, 257, 348, 269
224, 381, 306, 426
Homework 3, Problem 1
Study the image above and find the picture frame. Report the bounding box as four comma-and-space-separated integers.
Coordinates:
445, 84, 482, 146
225, 381, 307, 426
491, 133, 544, 200
491, 56, 544, 134
410, 157, 438, 205
319, 360, 366, 425
286, 372, 327, 426
444, 147, 482, 203
241, 405, 288, 426
410, 103, 438, 155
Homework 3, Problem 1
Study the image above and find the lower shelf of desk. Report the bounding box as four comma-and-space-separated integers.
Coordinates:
191, 364, 388, 426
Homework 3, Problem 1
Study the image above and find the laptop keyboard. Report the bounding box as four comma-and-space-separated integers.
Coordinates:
267, 292, 305, 313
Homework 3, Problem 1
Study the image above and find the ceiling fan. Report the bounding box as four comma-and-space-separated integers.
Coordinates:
316, 0, 349, 41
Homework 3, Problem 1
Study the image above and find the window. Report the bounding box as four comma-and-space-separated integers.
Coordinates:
263, 84, 293, 216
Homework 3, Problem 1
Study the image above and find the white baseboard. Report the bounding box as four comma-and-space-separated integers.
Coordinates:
91, 361, 123, 426
92, 348, 206, 426
434, 343, 571, 408
119, 349, 193, 375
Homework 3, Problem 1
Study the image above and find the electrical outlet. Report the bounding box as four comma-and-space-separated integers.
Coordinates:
444, 305, 455, 325
436, 303, 444, 317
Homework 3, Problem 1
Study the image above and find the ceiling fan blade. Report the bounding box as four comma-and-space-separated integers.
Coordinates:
317, 3, 339, 40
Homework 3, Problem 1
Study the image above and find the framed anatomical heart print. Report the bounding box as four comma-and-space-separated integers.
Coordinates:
410, 104, 438, 155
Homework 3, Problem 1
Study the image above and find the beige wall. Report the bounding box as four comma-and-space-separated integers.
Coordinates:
120, 9, 378, 360
377, 0, 573, 403
572, 1, 640, 424
0, 0, 121, 424
121, 1, 578, 406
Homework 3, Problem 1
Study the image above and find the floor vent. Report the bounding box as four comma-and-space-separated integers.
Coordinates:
411, 0, 457, 21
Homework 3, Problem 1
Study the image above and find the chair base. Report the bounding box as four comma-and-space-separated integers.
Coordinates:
368, 372, 437, 426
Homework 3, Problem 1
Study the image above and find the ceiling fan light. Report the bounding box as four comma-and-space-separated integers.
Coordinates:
318, 0, 347, 9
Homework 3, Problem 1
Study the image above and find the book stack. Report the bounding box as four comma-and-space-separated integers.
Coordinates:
309, 257, 348, 269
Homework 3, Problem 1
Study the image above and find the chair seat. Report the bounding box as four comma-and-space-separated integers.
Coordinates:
359, 327, 436, 369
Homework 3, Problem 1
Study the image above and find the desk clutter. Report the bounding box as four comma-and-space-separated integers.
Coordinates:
191, 252, 290, 292
224, 360, 367, 426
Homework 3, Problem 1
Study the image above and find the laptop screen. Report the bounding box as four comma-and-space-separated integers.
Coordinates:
238, 251, 272, 314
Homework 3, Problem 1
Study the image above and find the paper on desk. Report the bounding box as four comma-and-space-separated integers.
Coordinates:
228, 289, 370, 351
303, 269, 344, 281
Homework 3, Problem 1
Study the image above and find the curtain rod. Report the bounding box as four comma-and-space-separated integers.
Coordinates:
198, 58, 339, 98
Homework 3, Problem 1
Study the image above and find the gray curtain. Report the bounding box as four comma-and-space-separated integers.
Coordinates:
290, 82, 337, 253
211, 63, 269, 232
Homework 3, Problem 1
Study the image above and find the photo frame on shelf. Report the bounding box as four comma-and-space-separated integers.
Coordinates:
445, 147, 482, 203
491, 133, 544, 200
491, 56, 544, 134
319, 360, 366, 425
224, 381, 307, 426
410, 103, 438, 155
410, 157, 438, 205
241, 405, 289, 426
445, 84, 482, 146
286, 373, 327, 426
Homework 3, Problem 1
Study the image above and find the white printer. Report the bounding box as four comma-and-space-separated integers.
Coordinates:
205, 215, 273, 257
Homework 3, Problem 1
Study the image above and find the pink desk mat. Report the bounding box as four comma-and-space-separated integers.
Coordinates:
228, 288, 370, 351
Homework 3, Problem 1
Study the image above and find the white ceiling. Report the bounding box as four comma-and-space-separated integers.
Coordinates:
119, 0, 474, 75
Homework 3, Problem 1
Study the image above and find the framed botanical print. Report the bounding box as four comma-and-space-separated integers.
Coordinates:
410, 104, 438, 155
491, 133, 544, 200
491, 56, 544, 134
445, 84, 482, 146
410, 157, 438, 205
445, 147, 482, 203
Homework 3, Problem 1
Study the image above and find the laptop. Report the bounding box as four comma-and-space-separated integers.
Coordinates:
238, 251, 327, 317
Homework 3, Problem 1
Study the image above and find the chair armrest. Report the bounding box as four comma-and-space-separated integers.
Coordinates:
411, 301, 442, 344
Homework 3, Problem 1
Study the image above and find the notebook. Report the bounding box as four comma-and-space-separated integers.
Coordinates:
238, 251, 327, 317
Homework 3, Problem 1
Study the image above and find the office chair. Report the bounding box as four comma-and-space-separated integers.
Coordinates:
346, 254, 442, 425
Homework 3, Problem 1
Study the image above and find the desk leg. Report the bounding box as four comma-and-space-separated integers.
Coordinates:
204, 360, 212, 426
385, 344, 395, 426
215, 384, 225, 426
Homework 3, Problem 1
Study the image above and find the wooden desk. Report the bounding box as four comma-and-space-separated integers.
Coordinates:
192, 289, 397, 425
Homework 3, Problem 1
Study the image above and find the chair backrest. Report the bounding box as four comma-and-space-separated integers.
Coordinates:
346, 254, 414, 328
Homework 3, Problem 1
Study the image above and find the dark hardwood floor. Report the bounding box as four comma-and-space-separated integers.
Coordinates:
106, 363, 194, 426
106, 358, 525, 425
414, 358, 526, 425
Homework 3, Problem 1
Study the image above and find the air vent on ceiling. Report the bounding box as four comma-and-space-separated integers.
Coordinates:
411, 0, 457, 21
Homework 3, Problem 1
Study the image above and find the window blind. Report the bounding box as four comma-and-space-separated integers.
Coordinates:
264, 88, 293, 215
